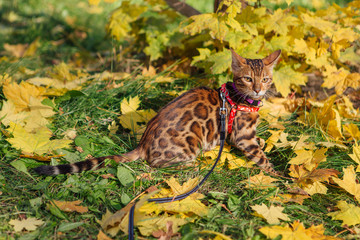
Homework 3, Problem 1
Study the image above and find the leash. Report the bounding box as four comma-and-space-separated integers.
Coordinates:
127, 91, 228, 240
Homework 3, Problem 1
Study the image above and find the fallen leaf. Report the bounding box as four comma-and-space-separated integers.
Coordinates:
9, 217, 44, 232
349, 145, 360, 172
251, 203, 290, 224
304, 168, 339, 183
51, 200, 88, 213
152, 221, 173, 240
199, 144, 254, 169
332, 165, 360, 202
269, 194, 310, 205
343, 123, 360, 141
259, 220, 339, 240
7, 122, 72, 155
302, 181, 328, 195
2, 81, 46, 113
328, 201, 360, 226
289, 148, 327, 171
118, 96, 156, 139
136, 213, 187, 236
199, 230, 232, 240
242, 171, 278, 189
3, 43, 27, 57
97, 230, 113, 240
0, 100, 29, 126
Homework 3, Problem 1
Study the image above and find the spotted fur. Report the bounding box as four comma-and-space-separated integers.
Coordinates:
34, 50, 281, 175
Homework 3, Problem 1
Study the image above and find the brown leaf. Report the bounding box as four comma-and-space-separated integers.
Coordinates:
51, 200, 88, 213
306, 169, 340, 182
270, 194, 310, 205
136, 173, 153, 181
158, 221, 173, 240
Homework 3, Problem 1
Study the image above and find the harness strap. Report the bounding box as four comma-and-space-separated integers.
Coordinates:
220, 83, 260, 134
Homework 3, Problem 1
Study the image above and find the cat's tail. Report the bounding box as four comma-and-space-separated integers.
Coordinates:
33, 149, 140, 176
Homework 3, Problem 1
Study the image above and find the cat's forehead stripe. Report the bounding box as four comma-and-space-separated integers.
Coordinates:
245, 59, 264, 75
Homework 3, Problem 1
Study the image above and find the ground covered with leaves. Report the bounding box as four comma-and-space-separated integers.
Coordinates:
1, 0, 360, 239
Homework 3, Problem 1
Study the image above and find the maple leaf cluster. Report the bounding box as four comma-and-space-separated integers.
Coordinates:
0, 70, 78, 156
182, 1, 360, 97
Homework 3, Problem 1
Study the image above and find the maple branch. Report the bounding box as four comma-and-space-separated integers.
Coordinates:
164, 0, 201, 17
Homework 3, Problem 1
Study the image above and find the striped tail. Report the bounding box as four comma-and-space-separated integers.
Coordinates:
33, 149, 140, 176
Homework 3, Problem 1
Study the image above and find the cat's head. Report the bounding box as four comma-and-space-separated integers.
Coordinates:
231, 49, 281, 100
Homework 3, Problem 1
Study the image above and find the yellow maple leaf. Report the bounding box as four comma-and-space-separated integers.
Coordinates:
301, 12, 336, 37
251, 203, 290, 224
23, 110, 51, 132
263, 9, 298, 36
337, 96, 358, 119
274, 134, 315, 151
183, 13, 229, 41
302, 181, 328, 195
136, 213, 188, 236
2, 81, 46, 113
349, 145, 360, 172
265, 130, 282, 152
106, 2, 147, 41
9, 217, 44, 232
97, 230, 113, 240
288, 148, 327, 171
273, 65, 307, 97
141, 177, 208, 217
7, 122, 72, 155
199, 144, 254, 169
260, 220, 339, 240
0, 100, 29, 126
242, 171, 278, 189
328, 201, 360, 226
165, 177, 202, 197
322, 66, 360, 95
27, 76, 86, 96
332, 165, 360, 202
303, 95, 344, 141
109, 178, 208, 236
118, 96, 156, 137
343, 123, 360, 141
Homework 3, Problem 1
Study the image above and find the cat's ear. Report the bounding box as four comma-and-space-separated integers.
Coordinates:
231, 49, 247, 72
262, 50, 281, 69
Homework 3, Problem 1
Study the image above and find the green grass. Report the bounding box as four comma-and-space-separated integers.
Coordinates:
1, 0, 359, 240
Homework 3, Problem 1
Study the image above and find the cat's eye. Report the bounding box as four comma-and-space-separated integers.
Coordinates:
242, 77, 253, 82
262, 77, 271, 83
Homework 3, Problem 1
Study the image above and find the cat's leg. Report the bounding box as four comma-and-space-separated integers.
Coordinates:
231, 116, 275, 173
236, 138, 274, 172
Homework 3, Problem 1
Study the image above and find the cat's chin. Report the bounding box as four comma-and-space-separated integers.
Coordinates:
250, 95, 264, 100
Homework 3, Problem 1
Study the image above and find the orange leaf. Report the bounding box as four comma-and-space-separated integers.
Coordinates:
51, 200, 88, 213
97, 230, 113, 240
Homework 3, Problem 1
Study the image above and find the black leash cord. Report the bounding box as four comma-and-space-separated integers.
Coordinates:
128, 92, 227, 240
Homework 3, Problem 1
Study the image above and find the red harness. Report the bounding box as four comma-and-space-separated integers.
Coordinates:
220, 83, 260, 134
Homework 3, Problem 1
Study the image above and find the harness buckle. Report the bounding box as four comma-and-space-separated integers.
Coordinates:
219, 91, 227, 116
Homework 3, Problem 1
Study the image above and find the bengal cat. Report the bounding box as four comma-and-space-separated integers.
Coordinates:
34, 49, 281, 175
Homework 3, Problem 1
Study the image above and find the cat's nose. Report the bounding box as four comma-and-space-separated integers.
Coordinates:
254, 89, 260, 94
